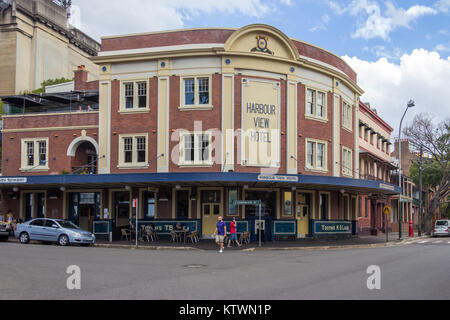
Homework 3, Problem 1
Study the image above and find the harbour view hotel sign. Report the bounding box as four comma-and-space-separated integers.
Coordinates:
241, 78, 281, 167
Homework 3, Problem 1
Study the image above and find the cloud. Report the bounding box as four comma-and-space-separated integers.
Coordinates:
352, 2, 437, 40
434, 43, 450, 52
343, 49, 450, 131
70, 0, 287, 40
435, 0, 450, 13
309, 14, 330, 32
325, 1, 438, 41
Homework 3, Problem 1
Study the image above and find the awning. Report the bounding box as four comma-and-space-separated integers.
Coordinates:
0, 96, 46, 108
0, 172, 401, 195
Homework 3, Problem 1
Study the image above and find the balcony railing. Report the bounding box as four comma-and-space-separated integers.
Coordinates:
360, 174, 392, 184
71, 166, 97, 175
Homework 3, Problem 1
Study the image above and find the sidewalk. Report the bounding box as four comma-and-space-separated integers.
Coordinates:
92, 231, 427, 251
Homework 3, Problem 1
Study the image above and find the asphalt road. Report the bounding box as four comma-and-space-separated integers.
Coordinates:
0, 239, 449, 300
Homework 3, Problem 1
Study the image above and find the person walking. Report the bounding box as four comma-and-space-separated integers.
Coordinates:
214, 216, 227, 253
227, 217, 241, 248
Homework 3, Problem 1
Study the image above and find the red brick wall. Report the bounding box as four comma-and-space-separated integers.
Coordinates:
168, 74, 222, 173
101, 29, 357, 85
297, 84, 333, 175
2, 128, 98, 176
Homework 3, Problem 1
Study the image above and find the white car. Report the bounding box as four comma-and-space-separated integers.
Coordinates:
432, 220, 450, 237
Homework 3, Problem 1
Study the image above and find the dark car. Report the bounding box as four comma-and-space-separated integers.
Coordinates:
0, 222, 11, 241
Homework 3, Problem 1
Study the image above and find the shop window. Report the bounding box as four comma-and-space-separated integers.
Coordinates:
176, 190, 190, 219
245, 190, 277, 218
319, 193, 329, 220
228, 189, 238, 216
283, 191, 293, 216
142, 191, 156, 220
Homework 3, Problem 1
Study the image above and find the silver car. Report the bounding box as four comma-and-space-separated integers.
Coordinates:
15, 218, 96, 246
432, 220, 450, 237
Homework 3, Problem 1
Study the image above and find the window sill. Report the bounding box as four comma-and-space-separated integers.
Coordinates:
20, 167, 49, 173
118, 108, 150, 114
304, 115, 328, 123
342, 126, 353, 133
178, 105, 214, 111
178, 163, 214, 168
117, 164, 149, 170
304, 167, 328, 174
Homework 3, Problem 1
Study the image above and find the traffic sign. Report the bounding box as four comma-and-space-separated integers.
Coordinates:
132, 198, 138, 208
383, 206, 391, 215
233, 200, 262, 206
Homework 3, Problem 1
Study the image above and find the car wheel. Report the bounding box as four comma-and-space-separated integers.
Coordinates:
58, 234, 70, 247
19, 232, 30, 244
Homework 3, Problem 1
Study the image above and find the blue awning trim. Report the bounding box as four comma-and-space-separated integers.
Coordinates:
0, 172, 401, 194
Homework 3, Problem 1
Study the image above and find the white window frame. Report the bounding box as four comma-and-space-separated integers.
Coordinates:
305, 138, 328, 173
120, 80, 150, 112
21, 138, 49, 172
305, 87, 328, 122
118, 133, 149, 169
342, 146, 353, 177
179, 75, 213, 110
342, 101, 352, 131
179, 132, 213, 166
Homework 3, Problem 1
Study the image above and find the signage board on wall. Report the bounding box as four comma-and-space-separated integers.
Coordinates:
313, 221, 352, 234
241, 78, 281, 167
0, 178, 27, 184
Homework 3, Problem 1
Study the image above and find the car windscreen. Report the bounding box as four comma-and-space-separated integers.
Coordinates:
436, 221, 448, 226
57, 221, 80, 229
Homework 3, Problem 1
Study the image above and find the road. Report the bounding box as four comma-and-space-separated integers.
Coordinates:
0, 239, 449, 300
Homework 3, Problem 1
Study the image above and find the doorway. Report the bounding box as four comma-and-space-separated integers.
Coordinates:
201, 190, 222, 237
113, 191, 131, 228
296, 192, 312, 238
67, 192, 101, 231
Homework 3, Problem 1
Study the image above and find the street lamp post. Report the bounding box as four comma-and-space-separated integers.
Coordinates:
398, 99, 415, 240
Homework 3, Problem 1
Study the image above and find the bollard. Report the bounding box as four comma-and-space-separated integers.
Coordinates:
409, 220, 414, 237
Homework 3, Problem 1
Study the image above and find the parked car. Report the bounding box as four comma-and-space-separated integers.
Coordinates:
15, 218, 96, 246
432, 220, 450, 237
0, 222, 11, 242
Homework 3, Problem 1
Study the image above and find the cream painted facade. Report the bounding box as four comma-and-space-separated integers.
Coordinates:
0, 0, 100, 96
93, 24, 364, 176
359, 110, 392, 163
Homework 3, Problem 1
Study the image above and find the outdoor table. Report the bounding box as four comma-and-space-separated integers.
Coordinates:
174, 229, 189, 243
225, 232, 243, 244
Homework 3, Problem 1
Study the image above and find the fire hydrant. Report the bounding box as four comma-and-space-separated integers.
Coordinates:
409, 220, 414, 237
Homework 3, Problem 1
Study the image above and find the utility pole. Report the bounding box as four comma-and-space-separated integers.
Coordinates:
418, 146, 423, 237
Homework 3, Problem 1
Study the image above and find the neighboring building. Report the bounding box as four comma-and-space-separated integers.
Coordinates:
357, 101, 395, 235
389, 139, 419, 232
0, 24, 401, 240
0, 0, 100, 96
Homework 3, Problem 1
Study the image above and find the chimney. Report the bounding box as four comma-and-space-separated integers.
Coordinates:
74, 65, 88, 91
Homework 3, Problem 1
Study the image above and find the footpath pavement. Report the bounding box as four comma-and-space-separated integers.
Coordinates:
92, 231, 427, 251
6, 232, 428, 251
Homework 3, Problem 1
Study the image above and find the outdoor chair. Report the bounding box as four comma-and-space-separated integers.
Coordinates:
170, 230, 181, 243
143, 227, 155, 242
121, 228, 130, 241
240, 231, 250, 245
186, 231, 198, 243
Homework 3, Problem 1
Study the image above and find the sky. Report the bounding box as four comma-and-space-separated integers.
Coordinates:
69, 0, 450, 135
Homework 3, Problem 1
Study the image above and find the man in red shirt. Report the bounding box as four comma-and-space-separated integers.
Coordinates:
227, 217, 241, 248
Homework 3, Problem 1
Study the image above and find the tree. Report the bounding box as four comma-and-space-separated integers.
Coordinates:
404, 114, 449, 233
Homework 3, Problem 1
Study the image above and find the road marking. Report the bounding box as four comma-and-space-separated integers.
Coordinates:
433, 241, 442, 244
418, 240, 428, 244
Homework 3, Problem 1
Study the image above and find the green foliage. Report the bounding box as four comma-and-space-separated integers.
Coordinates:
409, 161, 443, 188
61, 170, 70, 175
32, 77, 73, 94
